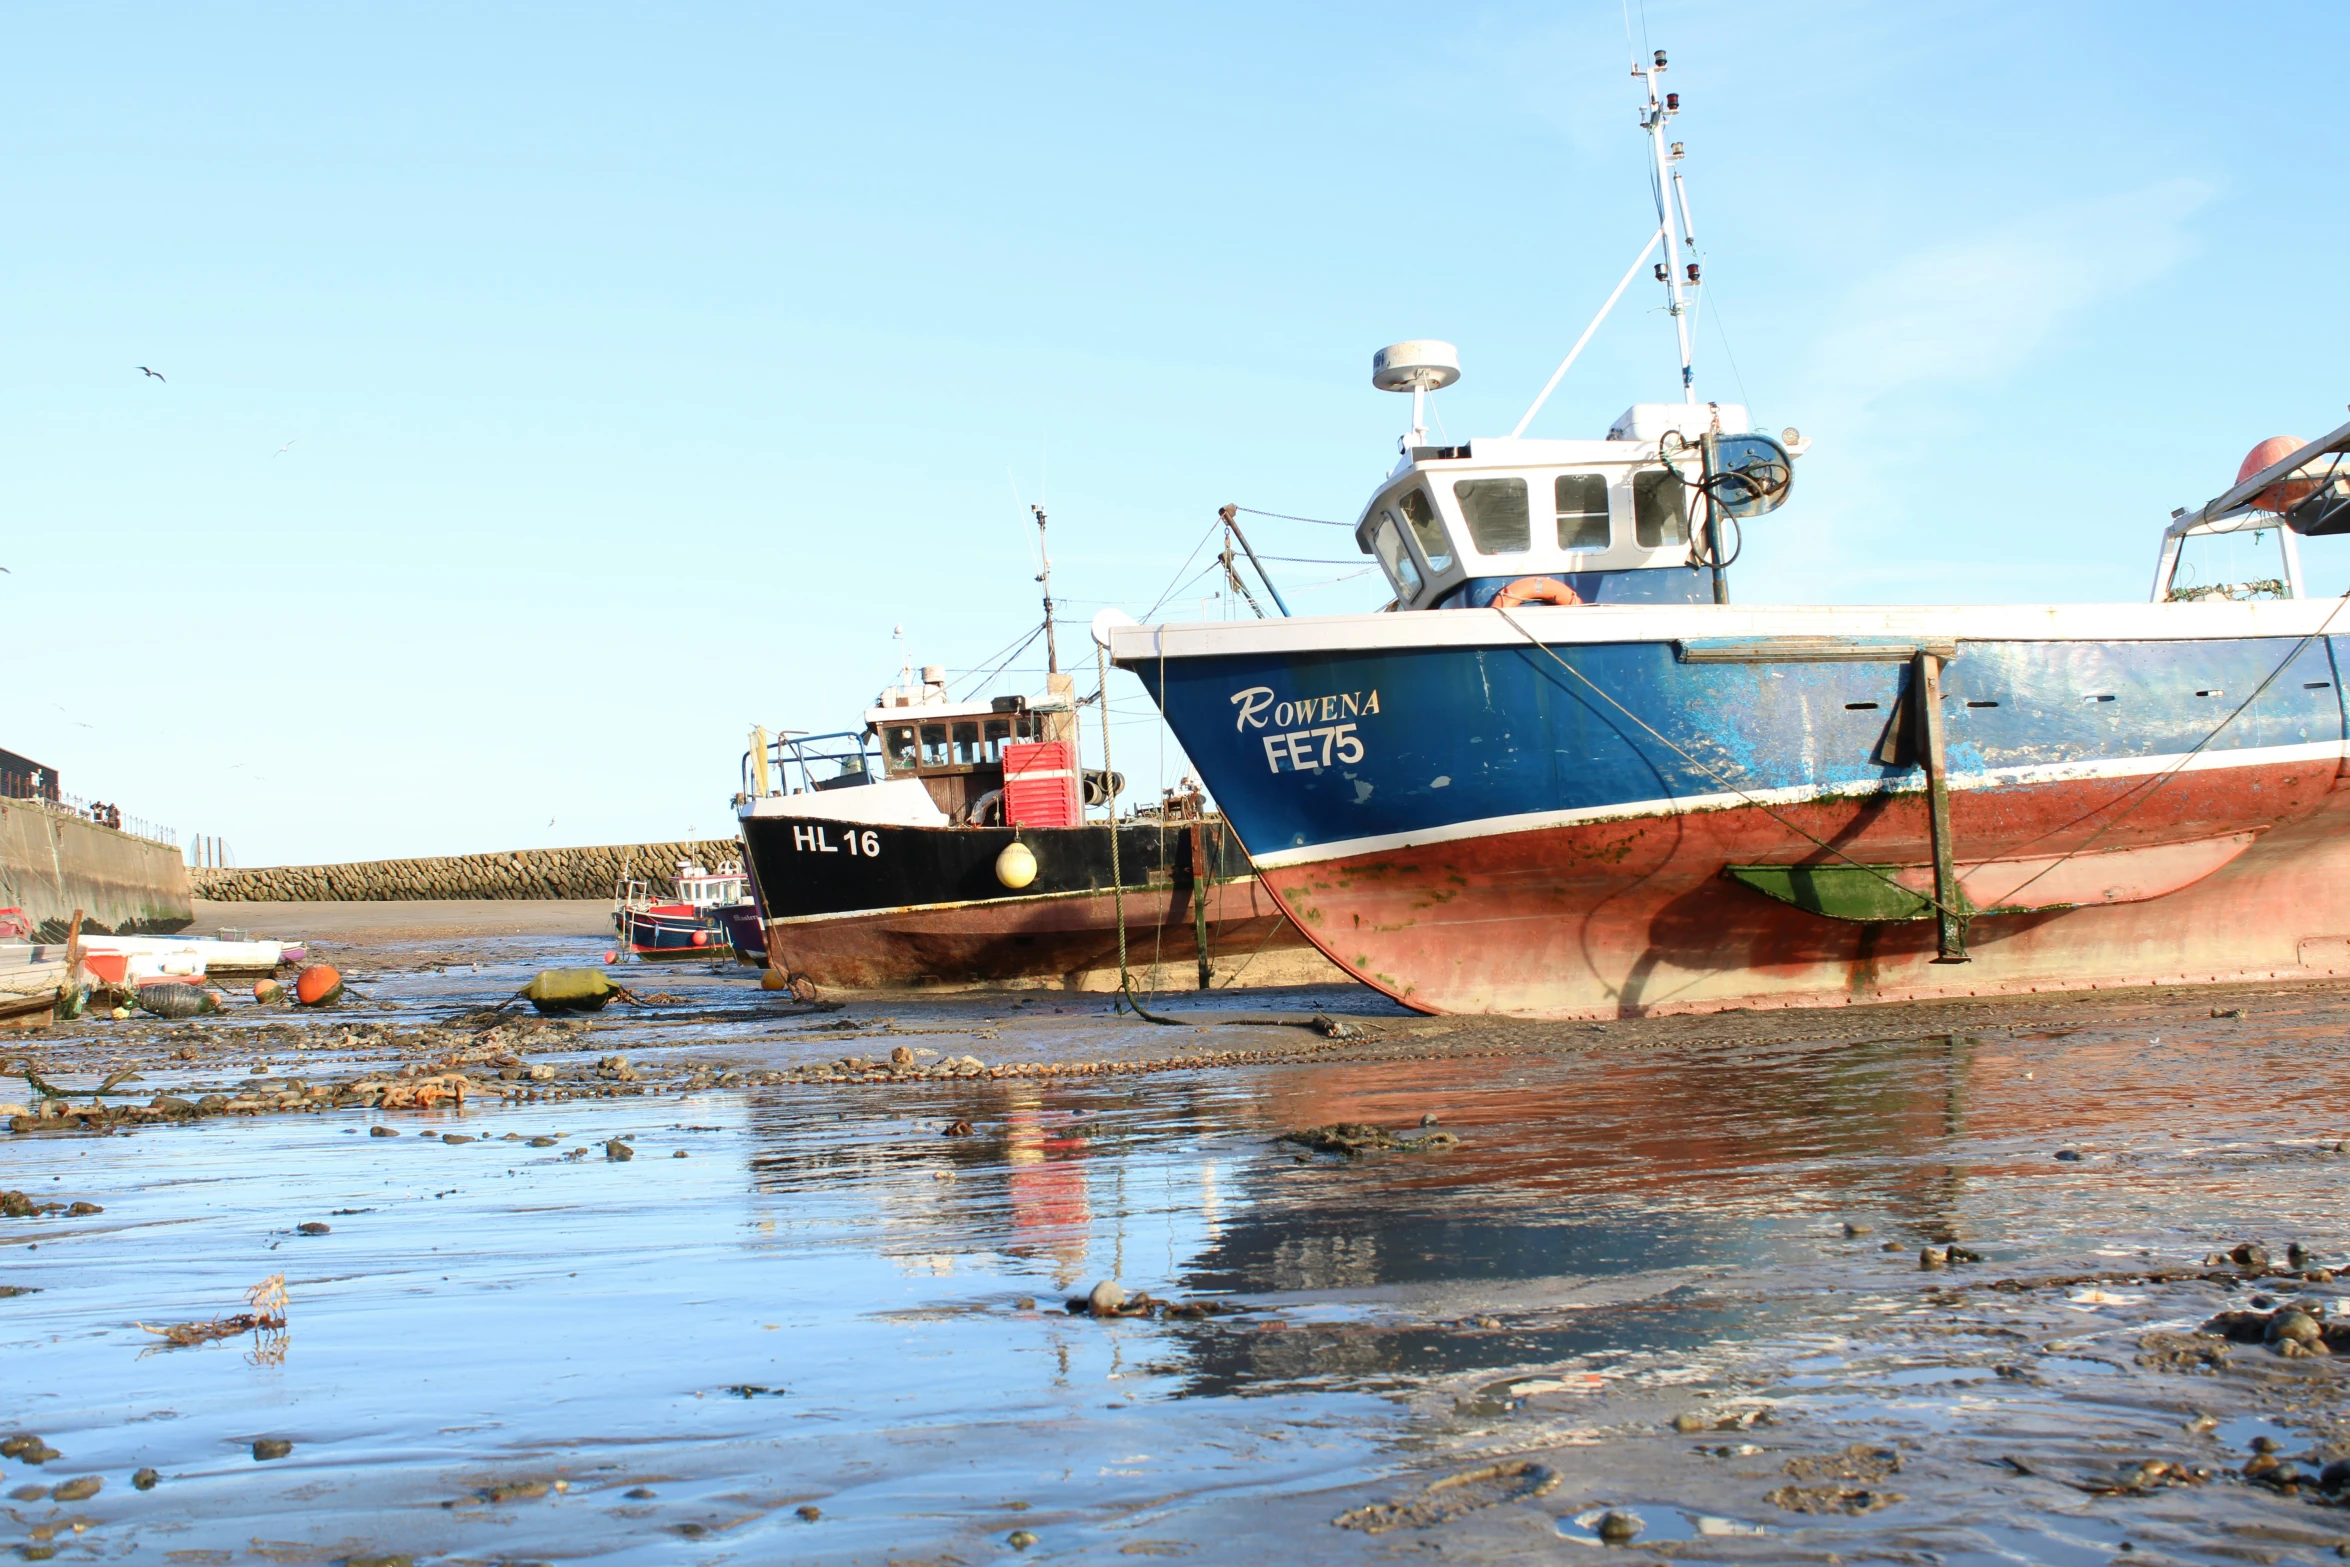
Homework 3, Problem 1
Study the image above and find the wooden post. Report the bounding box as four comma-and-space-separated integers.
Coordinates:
1915, 651, 1967, 962
1190, 818, 1213, 991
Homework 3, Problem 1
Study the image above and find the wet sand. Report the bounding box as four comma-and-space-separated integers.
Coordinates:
8, 937, 2350, 1564
191, 897, 616, 945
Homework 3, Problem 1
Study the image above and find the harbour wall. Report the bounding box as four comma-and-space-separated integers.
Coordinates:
0, 798, 194, 936
190, 840, 744, 903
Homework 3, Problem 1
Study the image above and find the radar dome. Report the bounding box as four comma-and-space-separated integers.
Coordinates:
1372, 340, 1460, 393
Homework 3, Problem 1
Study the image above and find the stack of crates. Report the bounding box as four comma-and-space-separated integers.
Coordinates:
1002, 741, 1080, 828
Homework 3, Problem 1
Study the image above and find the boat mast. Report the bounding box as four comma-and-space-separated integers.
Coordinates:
1033, 504, 1059, 675
1637, 49, 1698, 402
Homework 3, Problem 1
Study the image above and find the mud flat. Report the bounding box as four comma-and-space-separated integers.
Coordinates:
8, 945, 2350, 1564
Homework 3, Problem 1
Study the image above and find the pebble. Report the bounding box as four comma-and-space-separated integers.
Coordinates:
1595, 1511, 1642, 1544
1919, 1247, 1948, 1271
441, 1133, 476, 1145
7, 1484, 44, 1501
943, 1119, 975, 1137
673, 1149, 688, 1159
1007, 1529, 1037, 1549
625, 1487, 657, 1499
2054, 1149, 2082, 1162
1016, 1296, 1037, 1310
2268, 1309, 2326, 1350
346, 1556, 413, 1567
2235, 1242, 2271, 1270
528, 1136, 557, 1148
797, 1504, 822, 1521
1420, 1112, 1439, 1127
132, 1468, 158, 1490
1672, 1413, 1708, 1434
1088, 1280, 1127, 1315
605, 1140, 634, 1162
370, 1125, 399, 1137
1843, 1222, 1873, 1237
50, 1476, 99, 1502
296, 1222, 331, 1236
252, 1439, 292, 1461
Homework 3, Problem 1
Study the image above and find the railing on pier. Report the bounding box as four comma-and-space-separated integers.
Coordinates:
0, 783, 179, 849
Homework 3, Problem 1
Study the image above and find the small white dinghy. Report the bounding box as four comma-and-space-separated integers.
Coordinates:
74, 935, 288, 982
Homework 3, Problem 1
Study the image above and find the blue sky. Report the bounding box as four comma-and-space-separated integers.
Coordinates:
5, 1, 2345, 865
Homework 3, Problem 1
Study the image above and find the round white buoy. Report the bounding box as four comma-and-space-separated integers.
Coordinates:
995, 841, 1038, 890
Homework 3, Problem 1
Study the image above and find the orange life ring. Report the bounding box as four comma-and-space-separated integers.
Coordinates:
1491, 576, 1584, 608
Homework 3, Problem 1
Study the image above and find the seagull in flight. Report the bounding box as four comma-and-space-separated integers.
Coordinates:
274, 440, 296, 457
137, 366, 165, 382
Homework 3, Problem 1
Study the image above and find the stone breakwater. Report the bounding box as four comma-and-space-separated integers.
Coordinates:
189, 839, 743, 903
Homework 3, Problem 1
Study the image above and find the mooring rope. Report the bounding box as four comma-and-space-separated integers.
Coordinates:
1096, 641, 1180, 1025
1497, 596, 2350, 923
1987, 587, 2350, 907
1492, 606, 1968, 921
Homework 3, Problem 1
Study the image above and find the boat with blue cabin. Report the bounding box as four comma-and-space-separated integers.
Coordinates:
612, 860, 751, 960
1098, 46, 2350, 1019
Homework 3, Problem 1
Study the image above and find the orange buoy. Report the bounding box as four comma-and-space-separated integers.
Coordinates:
691, 930, 709, 947
294, 963, 344, 1007
254, 978, 285, 1004
603, 949, 618, 963
2238, 436, 2319, 516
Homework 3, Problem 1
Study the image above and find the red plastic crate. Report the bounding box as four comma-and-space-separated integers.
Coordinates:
1003, 741, 1080, 828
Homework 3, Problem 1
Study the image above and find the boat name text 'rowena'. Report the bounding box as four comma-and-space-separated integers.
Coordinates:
1231, 686, 1380, 775
1231, 687, 1381, 731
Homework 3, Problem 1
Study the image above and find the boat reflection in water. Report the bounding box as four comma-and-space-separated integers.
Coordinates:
733, 1019, 2222, 1401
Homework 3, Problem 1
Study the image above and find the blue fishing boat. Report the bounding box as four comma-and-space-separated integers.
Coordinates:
1099, 47, 2350, 1019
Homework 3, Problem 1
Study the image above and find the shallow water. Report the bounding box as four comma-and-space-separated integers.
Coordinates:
9, 957, 2350, 1562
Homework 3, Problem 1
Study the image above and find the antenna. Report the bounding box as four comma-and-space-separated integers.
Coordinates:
1636, 47, 1699, 402
1370, 340, 1461, 453
1033, 505, 1059, 674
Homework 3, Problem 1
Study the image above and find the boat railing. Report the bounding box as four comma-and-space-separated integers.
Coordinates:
740, 730, 876, 799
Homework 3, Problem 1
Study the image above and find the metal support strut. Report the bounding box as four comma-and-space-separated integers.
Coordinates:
1915, 650, 1968, 962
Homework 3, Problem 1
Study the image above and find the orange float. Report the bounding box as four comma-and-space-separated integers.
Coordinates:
294, 963, 344, 1007
254, 978, 285, 1004
2238, 436, 2319, 516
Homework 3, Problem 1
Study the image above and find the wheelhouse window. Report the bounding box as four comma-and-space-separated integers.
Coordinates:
1454, 477, 1530, 555
1372, 517, 1424, 600
951, 721, 983, 764
1633, 469, 1690, 547
920, 724, 951, 766
1555, 473, 1610, 551
882, 724, 918, 773
1396, 488, 1453, 571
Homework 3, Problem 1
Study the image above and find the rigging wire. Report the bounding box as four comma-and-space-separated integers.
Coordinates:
1233, 505, 1352, 529
1140, 520, 1223, 621
955, 622, 1046, 698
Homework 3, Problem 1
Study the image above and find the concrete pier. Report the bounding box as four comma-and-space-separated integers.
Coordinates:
0, 797, 192, 936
